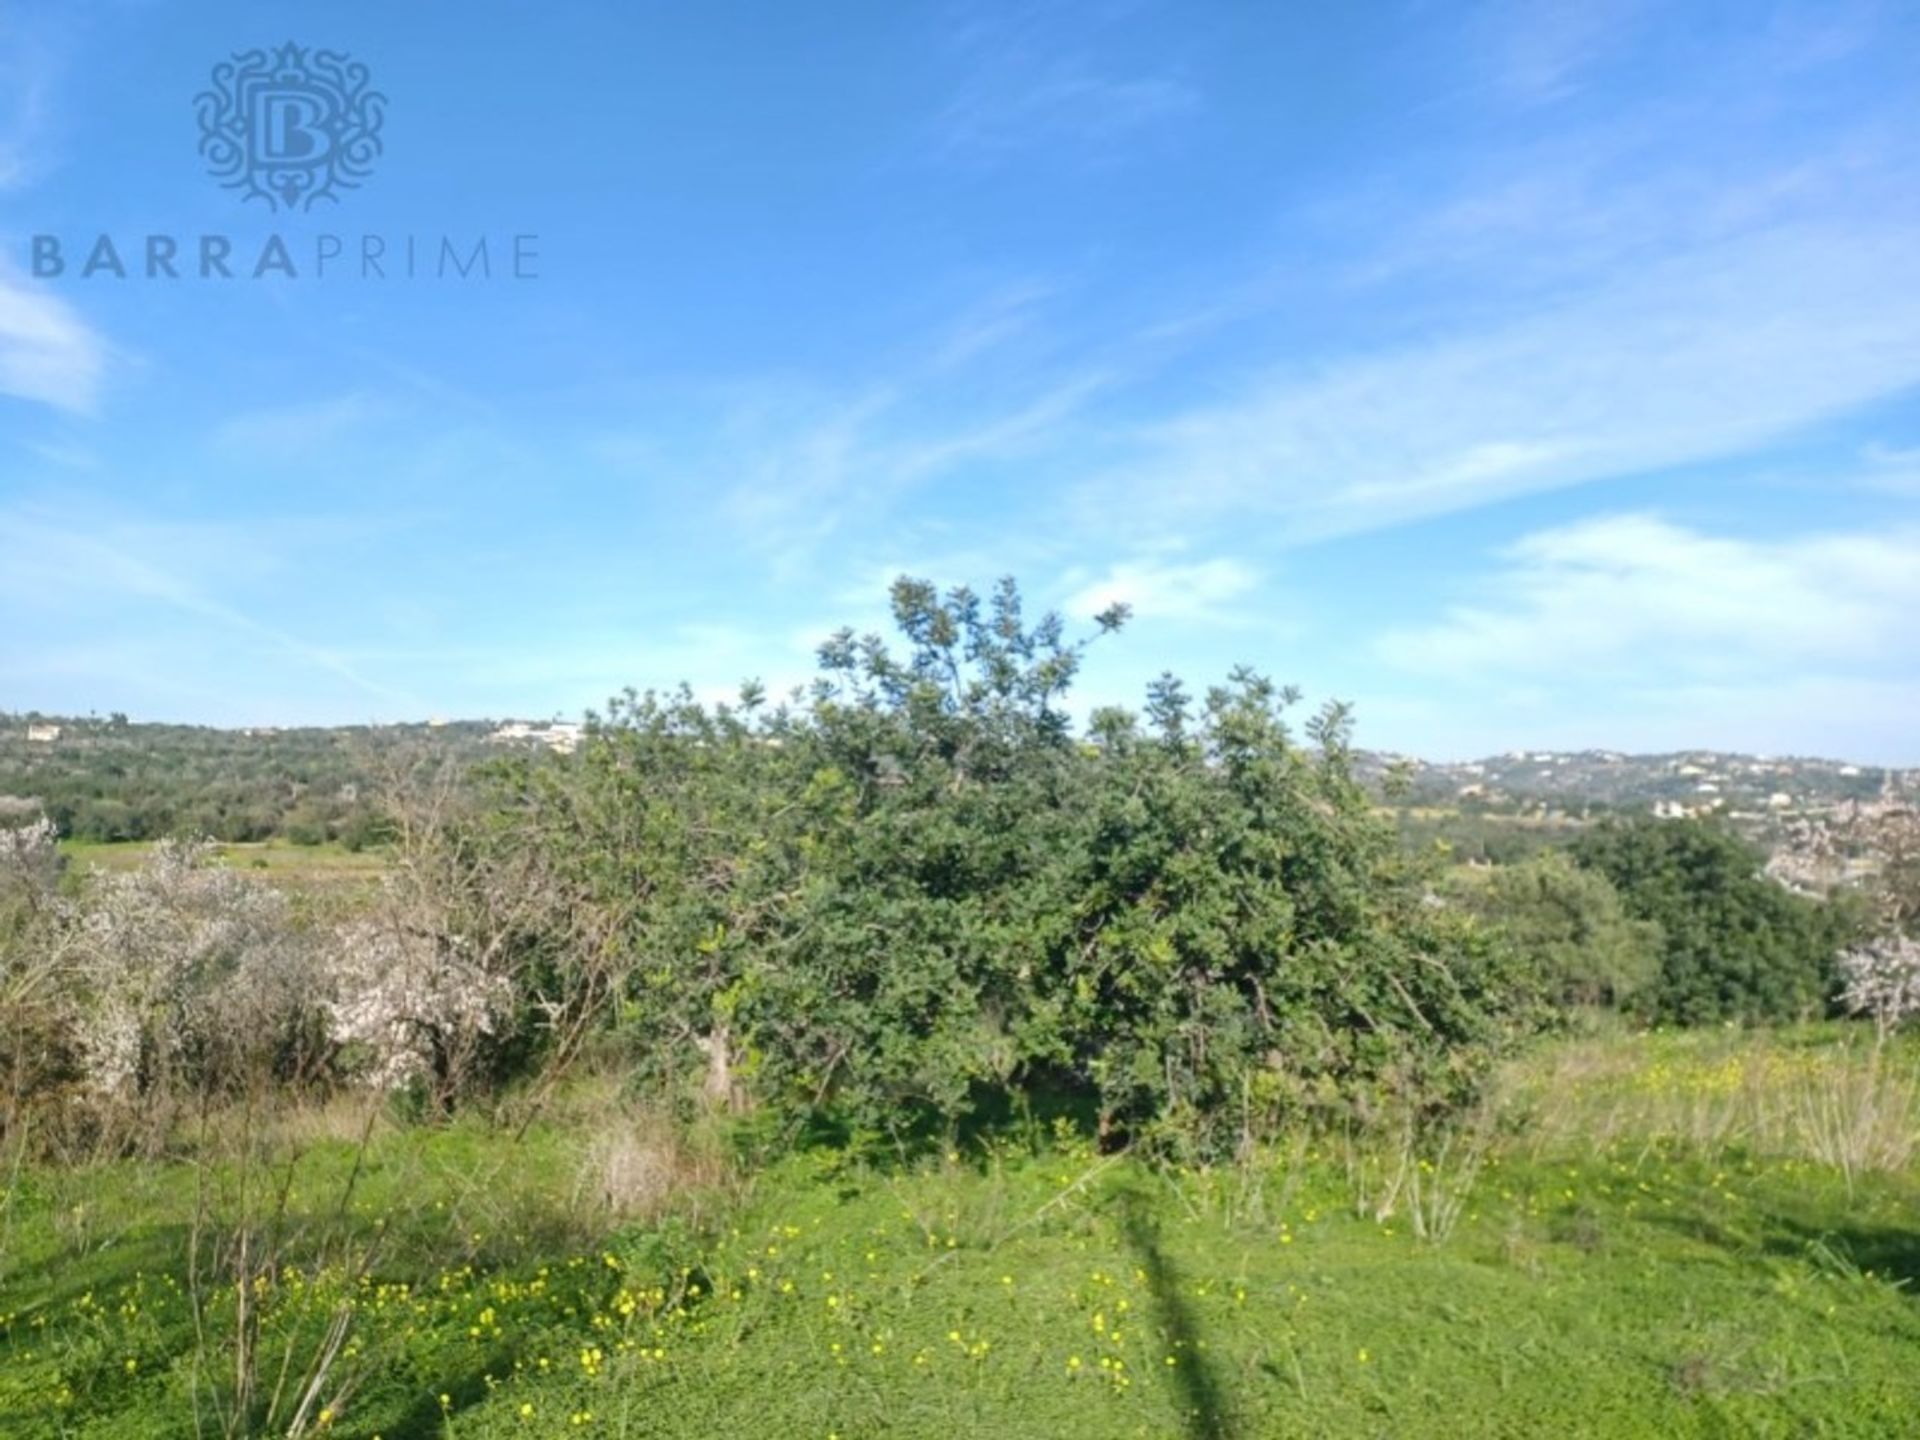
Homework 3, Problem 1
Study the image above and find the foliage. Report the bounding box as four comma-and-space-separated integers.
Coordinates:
1571, 816, 1847, 1024
0, 819, 74, 1139
1392, 808, 1584, 865
1062, 677, 1530, 1152
0, 715, 492, 846
474, 577, 1541, 1156
1445, 849, 1663, 1009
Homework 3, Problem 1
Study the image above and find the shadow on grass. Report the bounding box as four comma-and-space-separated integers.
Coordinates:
1645, 1204, 1920, 1296
0, 1222, 195, 1315
1116, 1189, 1238, 1440
1764, 1216, 1920, 1293
380, 1345, 519, 1440
762, 1075, 1106, 1177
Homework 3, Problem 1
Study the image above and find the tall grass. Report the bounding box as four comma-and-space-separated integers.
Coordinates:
1340, 1105, 1497, 1244
1504, 1025, 1920, 1185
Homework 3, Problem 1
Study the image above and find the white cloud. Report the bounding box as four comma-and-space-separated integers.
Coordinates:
22, 438, 99, 470
0, 504, 419, 709
1860, 442, 1920, 497
933, 4, 1198, 162
0, 268, 105, 412
1064, 556, 1259, 625
927, 282, 1057, 369
1039, 3, 1920, 551
0, 16, 57, 190
714, 358, 1106, 576
1093, 215, 1920, 544
939, 64, 1197, 155
1377, 514, 1920, 679
1471, 0, 1648, 104
212, 392, 393, 455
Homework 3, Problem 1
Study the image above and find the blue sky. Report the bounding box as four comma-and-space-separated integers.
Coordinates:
2, 1, 1918, 762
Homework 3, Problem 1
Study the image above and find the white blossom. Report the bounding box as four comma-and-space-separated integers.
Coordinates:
0, 814, 60, 869
1837, 934, 1920, 1037
324, 910, 510, 1093
69, 839, 305, 1097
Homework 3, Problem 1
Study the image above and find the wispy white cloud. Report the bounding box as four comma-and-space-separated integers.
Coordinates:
1471, 0, 1649, 104
0, 504, 421, 710
933, 3, 1197, 161
890, 372, 1109, 481
211, 392, 395, 456
1091, 215, 1920, 544
1019, 1, 1918, 553
927, 282, 1057, 370
1376, 513, 1920, 680
714, 351, 1109, 575
1063, 555, 1258, 625
21, 438, 99, 470
0, 12, 58, 190
939, 63, 1197, 156
1860, 442, 1920, 497
0, 266, 105, 413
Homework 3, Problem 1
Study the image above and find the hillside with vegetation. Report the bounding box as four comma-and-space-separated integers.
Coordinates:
2, 579, 1917, 1437
7, 709, 1915, 866
0, 718, 582, 847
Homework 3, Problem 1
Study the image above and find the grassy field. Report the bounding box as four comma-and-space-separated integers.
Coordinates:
59, 840, 388, 895
3, 1029, 1917, 1438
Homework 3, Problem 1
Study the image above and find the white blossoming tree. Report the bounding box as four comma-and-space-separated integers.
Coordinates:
0, 815, 63, 902
1837, 935, 1920, 1042
1, 817, 74, 1139
324, 910, 511, 1102
1770, 796, 1920, 1040
315, 748, 601, 1113
1769, 796, 1920, 929
69, 839, 318, 1111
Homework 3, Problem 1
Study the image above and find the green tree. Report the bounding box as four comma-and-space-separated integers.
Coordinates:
1572, 816, 1842, 1024
1446, 850, 1662, 1010
1060, 675, 1534, 1153
471, 577, 1543, 1156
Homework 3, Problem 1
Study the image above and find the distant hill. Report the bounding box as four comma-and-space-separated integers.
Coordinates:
5, 713, 1916, 852
0, 714, 490, 845
1360, 746, 1913, 814
1356, 747, 1919, 861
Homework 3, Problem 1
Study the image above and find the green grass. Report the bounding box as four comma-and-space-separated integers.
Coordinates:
4, 1032, 1919, 1438
59, 839, 388, 894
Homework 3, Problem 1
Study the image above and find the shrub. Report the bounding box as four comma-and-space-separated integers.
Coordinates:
1446, 850, 1662, 1010
1572, 816, 1844, 1024
324, 915, 512, 1100
473, 578, 1544, 1157
0, 818, 74, 1138
68, 839, 322, 1108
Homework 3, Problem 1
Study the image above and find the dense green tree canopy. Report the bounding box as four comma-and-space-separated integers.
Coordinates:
1445, 851, 1663, 1011
1571, 816, 1847, 1024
